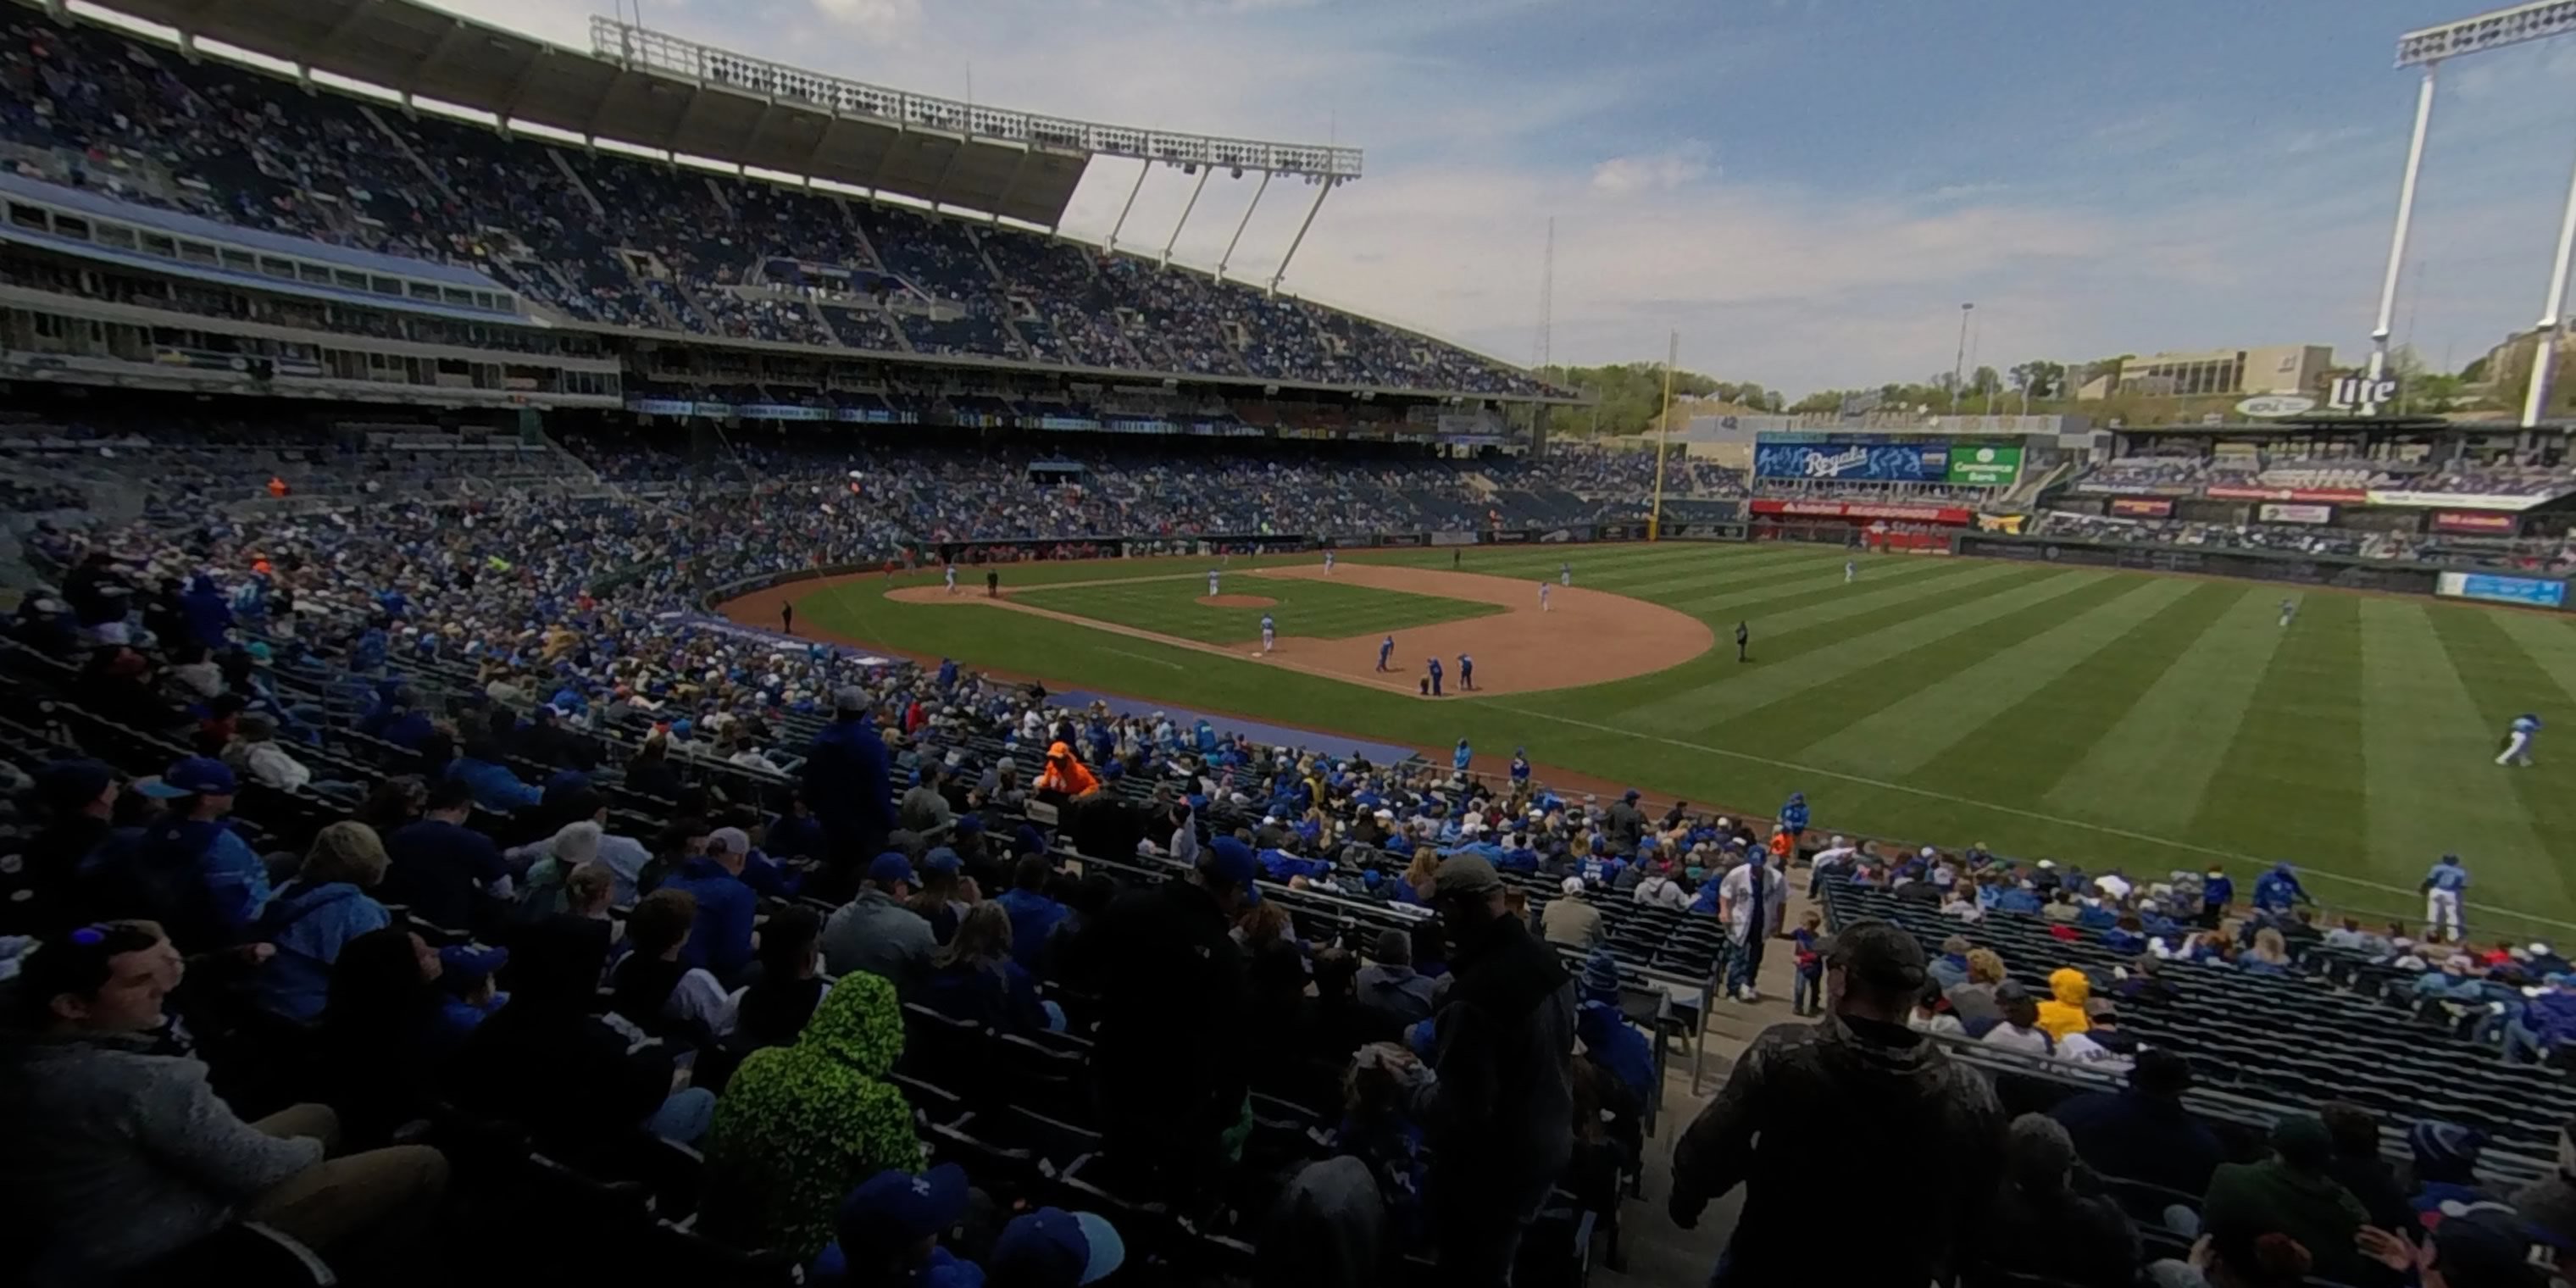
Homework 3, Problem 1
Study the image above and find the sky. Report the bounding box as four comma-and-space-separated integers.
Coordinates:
364, 1, 2576, 392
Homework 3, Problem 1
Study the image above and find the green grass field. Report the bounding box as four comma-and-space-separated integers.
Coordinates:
1011, 571, 1502, 643
791, 544, 2576, 934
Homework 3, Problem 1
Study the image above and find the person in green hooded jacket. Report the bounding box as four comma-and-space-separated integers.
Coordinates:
701, 971, 919, 1258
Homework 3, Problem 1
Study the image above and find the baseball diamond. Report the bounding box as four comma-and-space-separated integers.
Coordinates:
727, 541, 2576, 934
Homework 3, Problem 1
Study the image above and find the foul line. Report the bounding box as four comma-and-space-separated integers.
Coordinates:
1100, 647, 1185, 671
1482, 700, 2576, 934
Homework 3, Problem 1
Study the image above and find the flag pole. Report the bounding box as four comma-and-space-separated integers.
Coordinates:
1650, 330, 1677, 541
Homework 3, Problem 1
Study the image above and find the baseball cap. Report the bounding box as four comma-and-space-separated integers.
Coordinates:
1993, 979, 2034, 1004
705, 827, 752, 858
868, 852, 919, 887
1560, 875, 1585, 897
1205, 836, 1260, 901
135, 756, 237, 799
834, 686, 871, 714
923, 847, 962, 875
986, 1208, 1126, 1288
34, 759, 114, 813
1825, 919, 1929, 995
437, 944, 509, 991
836, 1164, 971, 1258
1432, 853, 1502, 899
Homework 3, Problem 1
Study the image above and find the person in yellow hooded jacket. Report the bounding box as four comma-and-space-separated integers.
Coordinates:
1034, 741, 1102, 800
2035, 966, 2091, 1041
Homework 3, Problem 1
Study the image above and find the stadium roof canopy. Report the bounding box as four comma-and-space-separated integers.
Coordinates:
93, 0, 1357, 226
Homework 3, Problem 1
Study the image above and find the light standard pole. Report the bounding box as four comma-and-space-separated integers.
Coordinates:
1950, 303, 1973, 413
2367, 64, 2438, 416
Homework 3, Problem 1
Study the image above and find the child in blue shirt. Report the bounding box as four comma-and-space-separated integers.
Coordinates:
1790, 910, 1826, 1016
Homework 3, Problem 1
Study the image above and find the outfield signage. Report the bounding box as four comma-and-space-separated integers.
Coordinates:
2257, 503, 2334, 525
2205, 485, 2368, 504
2108, 498, 2174, 518
2236, 394, 2318, 418
1750, 498, 1974, 524
1753, 441, 1949, 483
2073, 481, 2197, 497
2437, 571, 2569, 608
1946, 443, 2024, 486
2367, 489, 2551, 512
2433, 511, 2520, 535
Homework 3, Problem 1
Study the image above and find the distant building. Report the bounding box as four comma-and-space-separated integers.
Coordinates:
2076, 345, 2334, 400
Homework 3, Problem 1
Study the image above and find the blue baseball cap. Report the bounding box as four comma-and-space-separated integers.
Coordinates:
438, 944, 509, 990
1207, 836, 1260, 902
923, 847, 962, 875
953, 814, 985, 836
136, 756, 237, 799
986, 1208, 1125, 1288
836, 1163, 970, 1256
868, 852, 919, 887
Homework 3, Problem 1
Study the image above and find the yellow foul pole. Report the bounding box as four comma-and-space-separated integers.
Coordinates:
1649, 330, 1677, 541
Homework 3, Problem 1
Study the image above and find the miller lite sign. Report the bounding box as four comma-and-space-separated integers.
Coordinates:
2324, 375, 2398, 413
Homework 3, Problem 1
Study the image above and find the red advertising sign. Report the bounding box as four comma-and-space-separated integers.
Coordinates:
1751, 498, 1973, 524
2204, 485, 2371, 503
2433, 510, 2520, 535
2107, 497, 2174, 518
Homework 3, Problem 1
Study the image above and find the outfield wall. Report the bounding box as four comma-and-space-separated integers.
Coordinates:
1953, 534, 2573, 611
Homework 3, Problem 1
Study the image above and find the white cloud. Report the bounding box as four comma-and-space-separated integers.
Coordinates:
808, 0, 924, 40
1589, 142, 1713, 196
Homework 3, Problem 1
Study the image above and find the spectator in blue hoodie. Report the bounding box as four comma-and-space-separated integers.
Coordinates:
997, 854, 1071, 972
445, 737, 541, 814
2506, 976, 2576, 1063
1573, 951, 1654, 1107
1452, 739, 1472, 774
177, 573, 233, 651
662, 825, 760, 981
358, 686, 436, 750
86, 756, 271, 953
2251, 863, 2311, 916
807, 686, 894, 878
248, 822, 395, 1022
1779, 791, 1808, 842
2197, 866, 2235, 929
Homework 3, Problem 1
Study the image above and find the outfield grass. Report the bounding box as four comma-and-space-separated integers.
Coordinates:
1011, 571, 1502, 643
791, 544, 2576, 934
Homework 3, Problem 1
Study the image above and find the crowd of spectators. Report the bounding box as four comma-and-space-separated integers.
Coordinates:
2032, 514, 2375, 558
0, 9, 1551, 397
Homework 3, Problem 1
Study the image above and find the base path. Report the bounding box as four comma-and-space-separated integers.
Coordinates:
875, 561, 1713, 697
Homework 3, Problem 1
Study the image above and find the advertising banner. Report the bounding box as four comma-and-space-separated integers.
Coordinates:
1975, 514, 2029, 534
1595, 523, 1643, 542
1486, 530, 1531, 544
2433, 511, 2520, 536
2368, 490, 2550, 512
2108, 498, 2175, 518
1753, 441, 1949, 483
1946, 443, 2024, 486
2205, 485, 2369, 504
2438, 571, 2568, 608
1538, 526, 1590, 543
1429, 531, 1480, 547
2257, 503, 2333, 525
1750, 498, 1974, 525
1663, 522, 1749, 541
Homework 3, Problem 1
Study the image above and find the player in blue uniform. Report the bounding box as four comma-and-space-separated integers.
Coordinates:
2423, 853, 2470, 941
1457, 653, 1474, 691
1324, 549, 1336, 575
1509, 747, 1531, 786
2498, 713, 2542, 767
1260, 613, 1276, 654
1376, 635, 1395, 672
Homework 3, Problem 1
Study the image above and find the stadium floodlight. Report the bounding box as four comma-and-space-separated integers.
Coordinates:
2373, 2, 2576, 424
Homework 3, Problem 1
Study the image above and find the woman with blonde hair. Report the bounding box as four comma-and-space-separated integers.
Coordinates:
1946, 947, 2010, 1032
249, 821, 395, 1021
2244, 926, 2292, 974
1401, 848, 1440, 905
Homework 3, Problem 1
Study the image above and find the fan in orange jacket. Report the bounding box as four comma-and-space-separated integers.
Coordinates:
1034, 741, 1102, 799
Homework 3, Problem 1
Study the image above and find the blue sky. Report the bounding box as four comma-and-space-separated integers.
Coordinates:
413, 0, 2576, 393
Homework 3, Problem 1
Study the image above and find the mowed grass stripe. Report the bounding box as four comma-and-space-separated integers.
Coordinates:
1797, 576, 2203, 777
2033, 586, 2285, 836
1662, 554, 1965, 614
1734, 575, 2149, 758
1604, 553, 1875, 602
2419, 608, 2576, 907
2190, 594, 2368, 869
1620, 569, 2107, 733
1381, 542, 1796, 584
2489, 612, 2576, 713
2357, 599, 2554, 897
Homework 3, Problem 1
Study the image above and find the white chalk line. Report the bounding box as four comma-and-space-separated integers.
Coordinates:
1482, 700, 2576, 934
1098, 647, 1185, 670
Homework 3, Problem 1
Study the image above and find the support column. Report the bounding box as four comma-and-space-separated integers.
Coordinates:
1102, 163, 1148, 256
1266, 177, 1335, 295
1162, 167, 1210, 267
2368, 64, 2438, 416
1216, 171, 1270, 283
2522, 141, 2576, 427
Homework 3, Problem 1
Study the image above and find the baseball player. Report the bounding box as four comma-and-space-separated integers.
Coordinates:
1376, 634, 1395, 672
1324, 549, 1336, 575
2499, 713, 2542, 767
944, 564, 958, 595
1846, 559, 1857, 584
1426, 656, 1445, 697
1735, 619, 1750, 663
1208, 568, 1221, 597
1538, 580, 1552, 612
1261, 613, 1276, 654
2279, 597, 2298, 628
1559, 562, 1572, 587
2423, 853, 2469, 941
1457, 652, 1474, 691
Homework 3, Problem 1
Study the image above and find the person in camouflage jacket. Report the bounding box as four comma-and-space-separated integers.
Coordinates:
702, 972, 919, 1257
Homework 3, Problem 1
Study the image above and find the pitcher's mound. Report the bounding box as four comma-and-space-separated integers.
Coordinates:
1200, 594, 1278, 608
